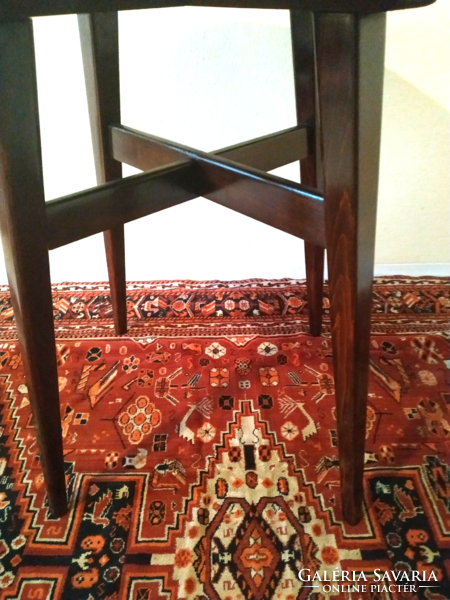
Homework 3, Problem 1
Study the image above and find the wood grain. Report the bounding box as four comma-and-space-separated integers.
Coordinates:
79, 12, 127, 335
316, 11, 386, 524
111, 125, 308, 173
46, 162, 201, 249
111, 125, 326, 245
213, 127, 308, 172
291, 10, 324, 337
0, 0, 435, 20
47, 127, 325, 248
0, 1, 427, 529
0, 19, 67, 517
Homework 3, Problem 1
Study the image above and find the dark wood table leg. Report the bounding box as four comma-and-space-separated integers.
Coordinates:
315, 12, 386, 525
304, 242, 325, 336
78, 12, 127, 335
290, 10, 324, 337
0, 19, 67, 517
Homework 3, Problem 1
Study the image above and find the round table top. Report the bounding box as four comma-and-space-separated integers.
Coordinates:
0, 0, 436, 21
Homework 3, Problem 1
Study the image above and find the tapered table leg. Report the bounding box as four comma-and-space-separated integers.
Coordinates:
304, 241, 324, 336
0, 19, 67, 517
290, 10, 324, 336
79, 12, 127, 335
315, 12, 386, 525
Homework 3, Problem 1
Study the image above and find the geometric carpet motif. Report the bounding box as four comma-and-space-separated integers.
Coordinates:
0, 276, 448, 340
0, 277, 449, 599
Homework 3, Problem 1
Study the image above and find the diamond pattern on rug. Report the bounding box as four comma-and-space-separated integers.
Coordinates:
0, 278, 449, 599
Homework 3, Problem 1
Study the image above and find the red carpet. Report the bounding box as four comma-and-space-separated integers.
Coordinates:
0, 277, 448, 599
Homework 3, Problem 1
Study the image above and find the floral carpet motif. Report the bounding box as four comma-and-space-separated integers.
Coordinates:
0, 277, 449, 599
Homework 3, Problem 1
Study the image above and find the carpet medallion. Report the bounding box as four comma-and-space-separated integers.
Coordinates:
0, 278, 448, 599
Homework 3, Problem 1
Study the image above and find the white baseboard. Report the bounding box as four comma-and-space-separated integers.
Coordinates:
372, 263, 450, 277
319, 263, 449, 279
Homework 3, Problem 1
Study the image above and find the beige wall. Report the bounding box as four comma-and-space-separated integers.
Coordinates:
0, 2, 448, 283
379, 0, 449, 264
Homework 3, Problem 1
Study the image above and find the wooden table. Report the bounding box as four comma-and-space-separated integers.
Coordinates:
0, 0, 435, 524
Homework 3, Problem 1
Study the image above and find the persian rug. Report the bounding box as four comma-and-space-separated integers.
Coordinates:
0, 277, 448, 600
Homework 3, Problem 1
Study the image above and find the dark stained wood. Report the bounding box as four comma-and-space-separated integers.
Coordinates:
111, 125, 326, 245
46, 162, 201, 248
103, 225, 126, 329
190, 0, 434, 9
47, 128, 324, 248
0, 0, 183, 20
0, 0, 429, 530
199, 160, 325, 245
291, 10, 324, 337
0, 0, 435, 20
315, 12, 386, 524
215, 126, 308, 171
0, 20, 67, 517
304, 242, 324, 333
107, 123, 308, 172
79, 13, 127, 335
